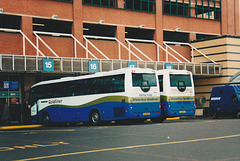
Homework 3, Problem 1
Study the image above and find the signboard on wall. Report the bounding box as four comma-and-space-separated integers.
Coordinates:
11, 97, 19, 104
165, 63, 173, 69
89, 61, 99, 72
43, 58, 54, 71
128, 62, 137, 68
3, 81, 9, 89
3, 81, 19, 90
0, 92, 19, 97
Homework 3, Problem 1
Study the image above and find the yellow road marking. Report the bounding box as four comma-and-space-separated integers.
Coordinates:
0, 125, 43, 130
166, 117, 180, 120
0, 129, 75, 133
15, 134, 240, 161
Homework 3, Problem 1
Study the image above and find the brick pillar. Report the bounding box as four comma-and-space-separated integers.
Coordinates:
73, 0, 84, 58
234, 0, 240, 36
221, 0, 238, 35
190, 3, 195, 18
116, 25, 126, 60
155, 0, 164, 61
118, 0, 125, 8
21, 16, 35, 56
189, 33, 196, 42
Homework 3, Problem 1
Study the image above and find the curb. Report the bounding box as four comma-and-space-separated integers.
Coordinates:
0, 124, 43, 130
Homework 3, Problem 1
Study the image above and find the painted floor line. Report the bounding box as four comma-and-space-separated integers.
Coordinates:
15, 134, 240, 161
0, 124, 43, 130
166, 117, 180, 120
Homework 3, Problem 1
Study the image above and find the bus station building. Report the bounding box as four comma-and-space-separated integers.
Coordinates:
0, 0, 239, 123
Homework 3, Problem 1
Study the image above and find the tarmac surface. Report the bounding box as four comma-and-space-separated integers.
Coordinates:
0, 118, 239, 161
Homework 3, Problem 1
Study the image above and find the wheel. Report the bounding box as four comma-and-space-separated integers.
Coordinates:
212, 112, 218, 119
236, 112, 240, 119
41, 112, 51, 126
90, 110, 101, 125
152, 117, 166, 123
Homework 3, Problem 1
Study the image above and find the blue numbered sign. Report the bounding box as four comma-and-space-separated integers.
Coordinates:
43, 58, 54, 71
128, 62, 136, 68
89, 60, 99, 72
165, 63, 173, 69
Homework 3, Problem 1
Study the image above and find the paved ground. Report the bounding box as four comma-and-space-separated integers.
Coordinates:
0, 119, 239, 161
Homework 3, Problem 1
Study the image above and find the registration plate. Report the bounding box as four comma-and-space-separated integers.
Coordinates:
143, 112, 150, 115
179, 111, 186, 113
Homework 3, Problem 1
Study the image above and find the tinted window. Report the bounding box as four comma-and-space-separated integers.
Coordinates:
132, 73, 157, 87
29, 74, 125, 103
170, 74, 191, 87
158, 75, 163, 92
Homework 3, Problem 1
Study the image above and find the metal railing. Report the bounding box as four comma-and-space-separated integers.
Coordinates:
164, 41, 217, 64
0, 28, 46, 57
33, 31, 98, 59
83, 35, 143, 61
0, 29, 222, 75
0, 54, 222, 75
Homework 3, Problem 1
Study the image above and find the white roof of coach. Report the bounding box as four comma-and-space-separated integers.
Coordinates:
31, 67, 155, 88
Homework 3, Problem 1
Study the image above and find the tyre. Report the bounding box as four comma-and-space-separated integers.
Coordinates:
152, 117, 166, 123
90, 110, 101, 125
236, 112, 240, 119
212, 112, 218, 119
41, 112, 51, 126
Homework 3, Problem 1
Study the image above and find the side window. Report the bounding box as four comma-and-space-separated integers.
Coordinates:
158, 75, 163, 92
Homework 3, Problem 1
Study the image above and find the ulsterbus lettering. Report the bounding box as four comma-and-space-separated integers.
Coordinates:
147, 98, 159, 101
133, 98, 147, 102
170, 97, 194, 101
49, 99, 63, 104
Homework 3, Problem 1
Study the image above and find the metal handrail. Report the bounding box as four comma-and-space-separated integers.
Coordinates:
83, 35, 142, 61
125, 38, 183, 62
32, 31, 97, 59
163, 42, 191, 63
33, 32, 59, 57
164, 41, 217, 64
125, 39, 153, 61
83, 36, 109, 59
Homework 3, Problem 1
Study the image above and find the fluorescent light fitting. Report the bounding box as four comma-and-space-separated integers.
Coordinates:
51, 15, 58, 19
99, 20, 105, 24
32, 23, 45, 27
3, 29, 18, 33
52, 34, 60, 37
83, 28, 89, 31
175, 28, 181, 31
